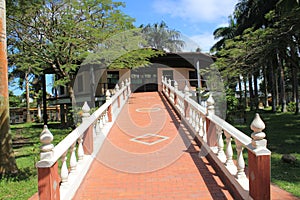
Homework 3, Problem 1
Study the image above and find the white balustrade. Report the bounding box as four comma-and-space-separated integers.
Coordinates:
36, 79, 131, 200
162, 76, 271, 198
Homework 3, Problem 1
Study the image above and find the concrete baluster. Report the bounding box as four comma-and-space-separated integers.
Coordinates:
195, 113, 200, 132
128, 78, 131, 94
81, 102, 90, 121
216, 125, 226, 163
235, 140, 248, 190
184, 85, 190, 118
206, 94, 215, 116
81, 102, 93, 155
174, 80, 178, 90
115, 83, 119, 92
69, 142, 77, 172
224, 131, 237, 175
201, 115, 207, 142
106, 90, 111, 102
60, 152, 68, 185
198, 115, 204, 137
205, 94, 218, 150
95, 118, 101, 135
77, 136, 84, 161
167, 79, 171, 96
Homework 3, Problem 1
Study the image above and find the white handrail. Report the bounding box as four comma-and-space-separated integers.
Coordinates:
162, 76, 271, 196
36, 82, 129, 168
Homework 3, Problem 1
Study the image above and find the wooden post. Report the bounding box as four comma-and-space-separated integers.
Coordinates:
248, 113, 271, 200
37, 125, 60, 200
81, 102, 93, 155
38, 162, 60, 200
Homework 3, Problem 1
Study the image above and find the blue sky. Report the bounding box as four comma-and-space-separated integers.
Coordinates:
121, 0, 239, 52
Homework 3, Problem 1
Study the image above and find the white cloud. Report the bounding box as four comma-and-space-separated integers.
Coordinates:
153, 0, 238, 23
182, 33, 216, 53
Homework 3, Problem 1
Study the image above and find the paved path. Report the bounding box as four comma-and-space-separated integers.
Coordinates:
73, 92, 299, 200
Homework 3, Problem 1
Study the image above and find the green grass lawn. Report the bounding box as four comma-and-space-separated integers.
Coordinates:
0, 122, 71, 200
234, 109, 300, 197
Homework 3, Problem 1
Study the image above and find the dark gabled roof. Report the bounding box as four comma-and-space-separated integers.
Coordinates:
150, 52, 214, 69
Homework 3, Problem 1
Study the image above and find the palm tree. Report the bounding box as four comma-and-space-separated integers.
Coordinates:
210, 15, 237, 52
0, 0, 18, 175
141, 21, 185, 52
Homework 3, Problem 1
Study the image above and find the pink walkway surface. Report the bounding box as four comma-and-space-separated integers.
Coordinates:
72, 92, 299, 200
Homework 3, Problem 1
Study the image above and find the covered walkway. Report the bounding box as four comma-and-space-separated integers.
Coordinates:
73, 92, 233, 199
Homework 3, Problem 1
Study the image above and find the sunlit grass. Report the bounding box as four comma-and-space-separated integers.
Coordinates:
0, 122, 71, 199
233, 109, 300, 197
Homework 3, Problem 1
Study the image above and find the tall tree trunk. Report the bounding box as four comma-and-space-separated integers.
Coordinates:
42, 74, 48, 124
294, 66, 299, 114
238, 75, 243, 105
243, 76, 248, 109
253, 71, 259, 110
242, 76, 247, 123
68, 84, 76, 127
0, 0, 18, 175
25, 72, 31, 123
277, 51, 287, 112
263, 65, 269, 107
270, 63, 277, 112
248, 73, 254, 111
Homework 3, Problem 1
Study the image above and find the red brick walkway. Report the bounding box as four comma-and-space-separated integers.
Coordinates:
73, 92, 299, 200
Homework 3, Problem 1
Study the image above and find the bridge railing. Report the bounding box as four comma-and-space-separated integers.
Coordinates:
162, 76, 271, 200
36, 79, 131, 200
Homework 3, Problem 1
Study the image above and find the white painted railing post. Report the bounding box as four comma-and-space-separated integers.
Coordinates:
128, 78, 131, 94
162, 76, 165, 92
37, 125, 60, 200
77, 136, 84, 160
115, 84, 121, 108
39, 125, 54, 160
95, 118, 102, 135
174, 80, 178, 105
115, 83, 119, 92
224, 131, 237, 175
216, 125, 226, 163
184, 85, 190, 118
60, 152, 68, 185
69, 142, 77, 172
121, 81, 125, 90
106, 90, 112, 122
82, 102, 93, 155
167, 79, 171, 97
198, 115, 205, 138
206, 94, 218, 150
206, 94, 215, 115
235, 140, 248, 189
248, 113, 271, 200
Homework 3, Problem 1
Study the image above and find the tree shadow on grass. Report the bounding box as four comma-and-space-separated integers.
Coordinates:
0, 167, 36, 182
